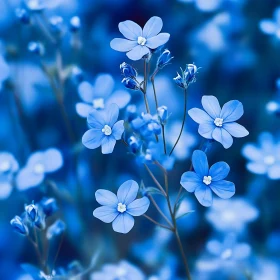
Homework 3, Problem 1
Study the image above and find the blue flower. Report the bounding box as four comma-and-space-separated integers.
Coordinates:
93, 180, 150, 234
242, 132, 280, 179
0, 152, 18, 199
120, 62, 138, 78
180, 150, 235, 207
25, 204, 38, 223
82, 103, 125, 154
110, 16, 170, 61
16, 148, 63, 191
173, 63, 198, 89
157, 49, 173, 69
40, 197, 58, 216
188, 95, 249, 149
69, 16, 81, 32
46, 220, 66, 239
10, 216, 29, 236
259, 7, 280, 39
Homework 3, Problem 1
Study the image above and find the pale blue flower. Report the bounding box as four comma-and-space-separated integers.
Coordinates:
259, 7, 280, 39
82, 103, 124, 154
10, 216, 29, 236
242, 132, 280, 179
93, 180, 150, 234
46, 220, 66, 239
16, 148, 63, 191
180, 150, 235, 207
188, 95, 249, 149
110, 16, 170, 61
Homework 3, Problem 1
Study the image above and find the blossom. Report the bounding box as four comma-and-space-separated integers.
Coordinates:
10, 216, 29, 236
188, 95, 249, 149
180, 150, 235, 207
46, 220, 66, 239
110, 16, 170, 61
25, 204, 38, 223
40, 197, 58, 216
259, 7, 280, 39
174, 63, 198, 89
82, 103, 125, 154
16, 148, 63, 191
93, 180, 150, 234
242, 132, 280, 179
157, 49, 173, 69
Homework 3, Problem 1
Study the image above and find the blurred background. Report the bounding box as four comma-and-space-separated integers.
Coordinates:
1, 0, 280, 279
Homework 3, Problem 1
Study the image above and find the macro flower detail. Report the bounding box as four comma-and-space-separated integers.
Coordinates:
180, 150, 235, 207
110, 16, 170, 61
173, 63, 198, 89
93, 180, 150, 234
82, 103, 124, 154
188, 95, 249, 149
10, 216, 29, 236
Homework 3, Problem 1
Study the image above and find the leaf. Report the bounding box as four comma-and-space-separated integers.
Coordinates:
145, 187, 165, 196
175, 210, 195, 220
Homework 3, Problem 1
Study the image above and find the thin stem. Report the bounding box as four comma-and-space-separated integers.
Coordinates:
143, 214, 173, 231
142, 59, 151, 114
27, 235, 45, 272
143, 93, 150, 114
162, 125, 167, 155
52, 233, 65, 270
169, 88, 188, 156
151, 68, 159, 110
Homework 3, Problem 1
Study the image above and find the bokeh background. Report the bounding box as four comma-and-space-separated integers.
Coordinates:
1, 0, 280, 279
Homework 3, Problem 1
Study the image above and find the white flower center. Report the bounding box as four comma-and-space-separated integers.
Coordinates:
264, 155, 275, 165
102, 125, 112, 136
203, 175, 212, 185
33, 163, 45, 174
117, 203, 126, 213
92, 98, 105, 109
116, 267, 127, 277
137, 36, 147, 46
222, 211, 235, 222
214, 118, 223, 127
221, 249, 232, 260
0, 161, 11, 172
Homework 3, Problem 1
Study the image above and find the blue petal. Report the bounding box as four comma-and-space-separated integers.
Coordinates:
210, 180, 235, 199
0, 182, 12, 199
192, 150, 209, 177
223, 122, 249, 138
76, 102, 92, 118
16, 168, 44, 190
87, 109, 106, 129
112, 213, 134, 234
110, 38, 138, 52
180, 171, 202, 192
106, 90, 131, 109
117, 180, 139, 204
209, 162, 230, 181
118, 20, 142, 40
94, 74, 115, 98
259, 20, 276, 35
242, 144, 262, 161
0, 152, 19, 172
101, 137, 116, 154
212, 128, 233, 149
126, 45, 150, 61
143, 16, 163, 38
78, 81, 94, 103
194, 185, 213, 207
127, 197, 150, 216
247, 162, 267, 174
146, 33, 170, 49
201, 96, 221, 119
104, 103, 119, 127
82, 129, 104, 149
112, 120, 124, 140
268, 165, 280, 179
188, 108, 213, 124
95, 189, 118, 206
198, 123, 215, 139
220, 100, 244, 123
93, 206, 119, 223
259, 132, 274, 151
27, 152, 44, 167
43, 148, 63, 173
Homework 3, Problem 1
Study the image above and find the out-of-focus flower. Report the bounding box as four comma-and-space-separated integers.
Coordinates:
110, 16, 170, 61
180, 150, 235, 207
188, 95, 249, 149
157, 49, 173, 69
120, 62, 138, 78
10, 216, 29, 236
93, 180, 150, 234
70, 16, 81, 32
28, 41, 45, 56
16, 148, 63, 190
82, 104, 124, 154
157, 106, 169, 125
25, 0, 61, 11
128, 136, 141, 154
242, 132, 280, 179
173, 63, 198, 89
0, 55, 10, 90
126, 105, 137, 122
49, 16, 64, 35
122, 77, 139, 90
40, 197, 58, 216
25, 204, 38, 223
46, 220, 66, 239
15, 8, 30, 24
259, 7, 280, 39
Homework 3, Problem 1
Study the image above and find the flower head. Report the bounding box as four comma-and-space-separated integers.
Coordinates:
180, 150, 235, 207
188, 95, 249, 149
93, 180, 150, 234
110, 16, 170, 61
40, 197, 58, 216
47, 220, 66, 239
10, 216, 29, 236
120, 62, 138, 78
157, 49, 173, 69
25, 204, 38, 223
173, 63, 198, 89
82, 103, 125, 154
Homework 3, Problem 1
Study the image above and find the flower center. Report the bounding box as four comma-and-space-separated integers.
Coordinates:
102, 125, 112, 136
117, 203, 126, 213
221, 249, 232, 260
0, 161, 11, 172
203, 175, 212, 185
33, 163, 45, 174
214, 118, 223, 127
264, 155, 275, 165
137, 36, 146, 46
92, 98, 105, 109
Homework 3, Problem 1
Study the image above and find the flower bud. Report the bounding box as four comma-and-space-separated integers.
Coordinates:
157, 49, 173, 69
185, 63, 198, 84
70, 16, 81, 33
157, 106, 168, 125
128, 136, 140, 154
10, 216, 29, 236
25, 204, 38, 223
49, 16, 64, 35
28, 42, 45, 56
122, 77, 139, 90
46, 220, 66, 239
120, 62, 137, 78
40, 197, 58, 217
173, 73, 185, 88
15, 9, 30, 25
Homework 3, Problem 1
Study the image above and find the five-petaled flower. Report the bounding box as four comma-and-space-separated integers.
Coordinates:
110, 16, 170, 61
188, 95, 249, 149
93, 180, 150, 234
82, 103, 125, 154
180, 150, 235, 207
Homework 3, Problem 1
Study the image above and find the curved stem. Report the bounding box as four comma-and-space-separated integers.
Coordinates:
151, 68, 159, 110
143, 214, 173, 231
169, 88, 188, 156
162, 125, 167, 155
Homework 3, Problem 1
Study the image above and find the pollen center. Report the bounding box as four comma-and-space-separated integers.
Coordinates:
203, 175, 212, 185
102, 125, 112, 136
117, 203, 126, 213
214, 118, 223, 127
92, 98, 105, 109
0, 161, 11, 172
137, 36, 146, 46
33, 163, 45, 174
264, 155, 275, 165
